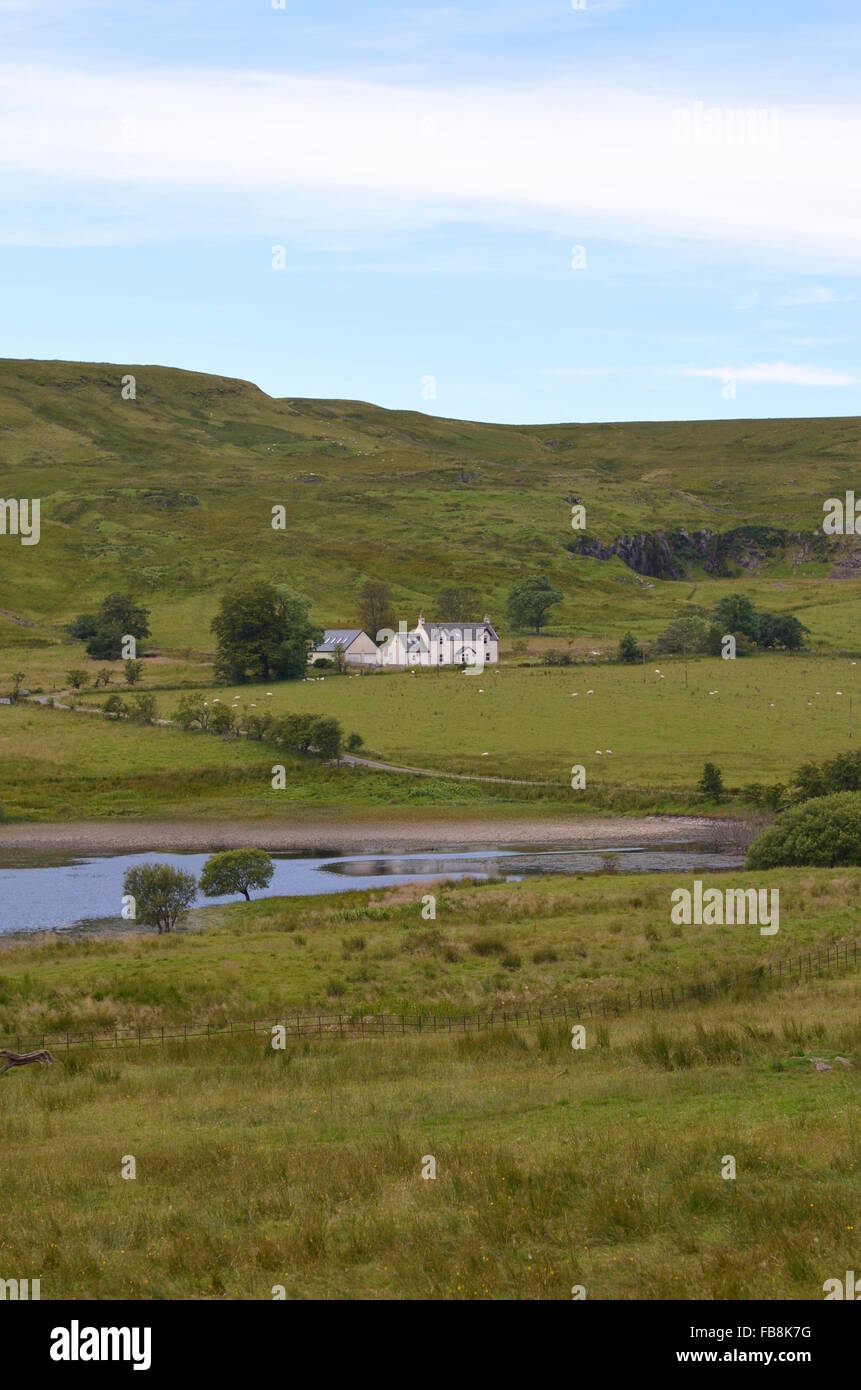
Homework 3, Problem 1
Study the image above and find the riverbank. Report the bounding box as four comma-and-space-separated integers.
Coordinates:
0, 812, 739, 855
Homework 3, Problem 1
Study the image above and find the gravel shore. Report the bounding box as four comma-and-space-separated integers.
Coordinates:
0, 814, 733, 855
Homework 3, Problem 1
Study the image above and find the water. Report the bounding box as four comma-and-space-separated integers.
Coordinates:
0, 842, 743, 934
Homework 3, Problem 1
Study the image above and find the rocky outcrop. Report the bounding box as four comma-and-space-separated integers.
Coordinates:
568, 526, 832, 579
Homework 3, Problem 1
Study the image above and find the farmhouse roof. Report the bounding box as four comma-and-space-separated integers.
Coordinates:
315, 628, 368, 652
422, 619, 498, 641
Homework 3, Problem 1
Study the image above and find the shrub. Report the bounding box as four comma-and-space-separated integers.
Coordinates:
746, 791, 861, 868
209, 705, 236, 736
128, 692, 157, 725
174, 695, 212, 731
103, 694, 126, 717
346, 732, 364, 751
698, 762, 725, 802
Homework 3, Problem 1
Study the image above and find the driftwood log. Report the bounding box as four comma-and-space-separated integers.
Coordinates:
0, 1048, 55, 1076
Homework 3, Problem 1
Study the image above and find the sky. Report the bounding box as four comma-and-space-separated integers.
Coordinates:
1, 0, 860, 424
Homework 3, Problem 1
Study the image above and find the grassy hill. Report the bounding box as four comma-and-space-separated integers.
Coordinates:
2, 357, 860, 662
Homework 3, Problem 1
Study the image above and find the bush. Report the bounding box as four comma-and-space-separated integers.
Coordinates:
174, 695, 211, 731
618, 632, 641, 664
209, 705, 235, 736
746, 791, 861, 868
698, 762, 725, 802
103, 694, 126, 717
792, 748, 861, 802
127, 692, 157, 724
346, 732, 364, 751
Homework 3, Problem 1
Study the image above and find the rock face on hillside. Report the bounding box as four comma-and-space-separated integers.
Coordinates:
568, 526, 832, 579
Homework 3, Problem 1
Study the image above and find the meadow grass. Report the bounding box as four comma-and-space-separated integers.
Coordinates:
0, 871, 856, 1300
0, 977, 856, 1300
0, 869, 856, 1038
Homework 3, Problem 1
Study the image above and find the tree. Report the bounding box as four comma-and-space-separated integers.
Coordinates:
124, 659, 144, 685
211, 581, 318, 682
756, 612, 806, 651
199, 848, 275, 902
122, 863, 197, 933
746, 792, 861, 868
309, 716, 343, 759
506, 576, 563, 635
357, 579, 394, 642
437, 585, 481, 619
618, 632, 641, 664
655, 616, 708, 655
66, 669, 87, 690
698, 761, 725, 802
10, 672, 26, 703
96, 668, 113, 688
711, 595, 759, 641
72, 593, 151, 661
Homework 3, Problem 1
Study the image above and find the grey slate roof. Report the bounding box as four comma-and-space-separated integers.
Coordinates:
314, 628, 367, 652
425, 621, 498, 640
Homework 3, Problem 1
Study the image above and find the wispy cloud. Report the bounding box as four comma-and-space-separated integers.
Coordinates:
775, 285, 854, 305
679, 363, 857, 387
1, 64, 860, 267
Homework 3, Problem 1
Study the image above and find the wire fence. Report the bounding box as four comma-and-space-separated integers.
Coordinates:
1, 939, 857, 1057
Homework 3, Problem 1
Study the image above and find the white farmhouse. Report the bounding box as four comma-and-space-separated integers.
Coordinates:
380, 614, 499, 668
309, 628, 380, 667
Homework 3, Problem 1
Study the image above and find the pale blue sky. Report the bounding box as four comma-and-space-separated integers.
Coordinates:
1, 0, 860, 423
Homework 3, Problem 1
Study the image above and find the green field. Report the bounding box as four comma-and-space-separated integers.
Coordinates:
0, 871, 857, 1300
2, 650, 857, 821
